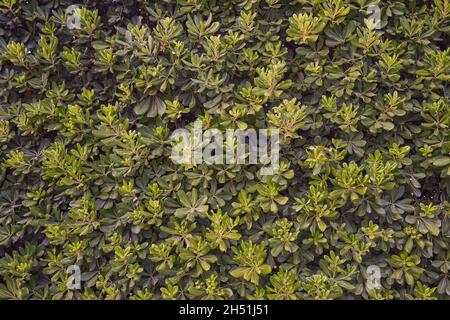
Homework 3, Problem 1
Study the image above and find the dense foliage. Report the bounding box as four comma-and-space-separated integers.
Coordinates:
0, 0, 449, 300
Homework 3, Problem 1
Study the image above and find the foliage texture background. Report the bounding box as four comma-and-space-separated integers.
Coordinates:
0, 0, 449, 300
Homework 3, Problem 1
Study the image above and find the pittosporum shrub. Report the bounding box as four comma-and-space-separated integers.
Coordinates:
0, 0, 449, 300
